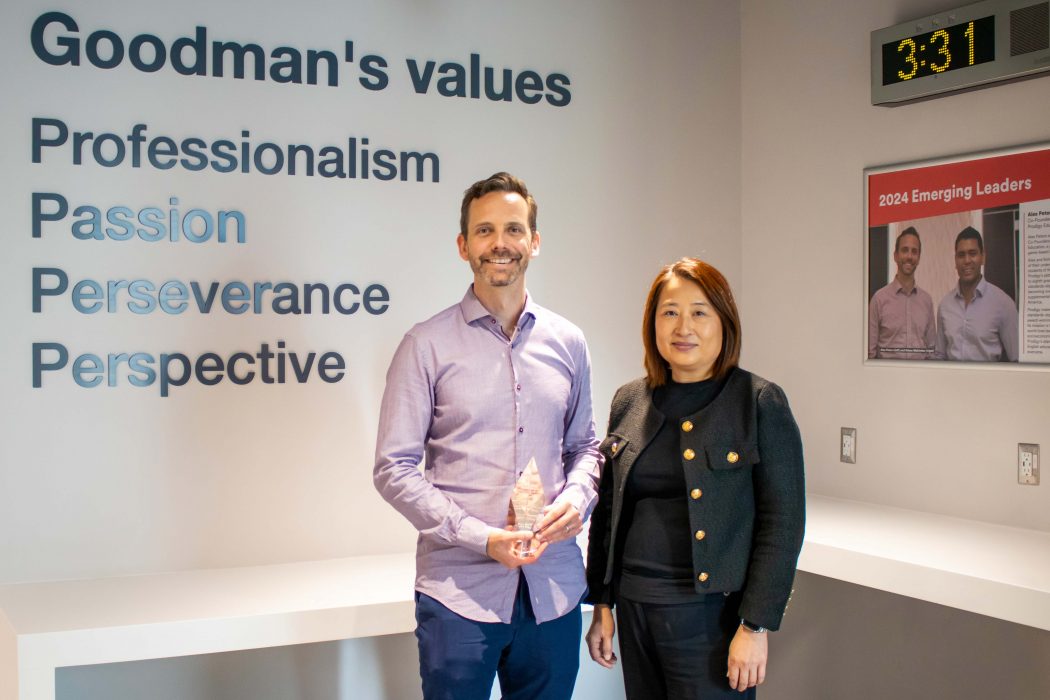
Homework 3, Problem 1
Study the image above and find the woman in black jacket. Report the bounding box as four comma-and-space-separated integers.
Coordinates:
585, 258, 805, 698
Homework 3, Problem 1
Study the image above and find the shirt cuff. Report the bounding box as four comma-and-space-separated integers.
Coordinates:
554, 483, 590, 520
458, 516, 498, 556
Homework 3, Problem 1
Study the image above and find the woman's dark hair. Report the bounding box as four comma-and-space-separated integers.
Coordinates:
642, 257, 741, 387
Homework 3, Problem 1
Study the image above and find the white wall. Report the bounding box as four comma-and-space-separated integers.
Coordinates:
0, 0, 740, 585
13, 0, 1047, 696
741, 0, 1050, 531
1, 0, 739, 698
742, 3, 1050, 696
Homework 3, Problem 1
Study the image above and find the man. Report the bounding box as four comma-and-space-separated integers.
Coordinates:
868, 226, 936, 359
935, 226, 1019, 362
374, 172, 600, 700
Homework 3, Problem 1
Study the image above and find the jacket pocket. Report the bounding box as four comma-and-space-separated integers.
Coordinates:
705, 442, 759, 470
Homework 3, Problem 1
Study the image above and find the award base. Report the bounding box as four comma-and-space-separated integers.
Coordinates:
514, 528, 538, 557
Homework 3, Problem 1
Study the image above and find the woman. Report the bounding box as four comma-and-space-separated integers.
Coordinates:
585, 258, 805, 698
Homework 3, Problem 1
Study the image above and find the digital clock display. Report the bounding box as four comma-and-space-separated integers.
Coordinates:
881, 15, 995, 85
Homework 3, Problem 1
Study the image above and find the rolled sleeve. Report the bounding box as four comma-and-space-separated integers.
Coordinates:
557, 342, 601, 521
373, 333, 493, 555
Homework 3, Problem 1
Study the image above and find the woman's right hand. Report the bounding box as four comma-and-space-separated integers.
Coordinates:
586, 604, 618, 668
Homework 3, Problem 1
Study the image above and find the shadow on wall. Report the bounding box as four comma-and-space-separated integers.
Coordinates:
764, 572, 1050, 700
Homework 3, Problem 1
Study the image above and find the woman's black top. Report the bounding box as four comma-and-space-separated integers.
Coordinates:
617, 377, 723, 603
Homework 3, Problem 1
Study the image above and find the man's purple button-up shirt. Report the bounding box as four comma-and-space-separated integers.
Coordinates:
374, 287, 601, 623
935, 277, 1019, 361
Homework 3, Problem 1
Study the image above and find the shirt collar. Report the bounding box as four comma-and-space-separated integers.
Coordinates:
890, 278, 919, 296
458, 285, 538, 327
954, 276, 988, 299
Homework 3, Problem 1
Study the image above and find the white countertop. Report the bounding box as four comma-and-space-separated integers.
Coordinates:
2, 494, 1049, 700
799, 494, 1050, 631
0, 554, 419, 700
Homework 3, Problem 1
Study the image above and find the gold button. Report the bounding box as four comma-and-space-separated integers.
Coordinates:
690, 488, 702, 500
698, 572, 709, 582
683, 448, 696, 460
727, 451, 739, 464
694, 530, 706, 541
681, 420, 694, 432
611, 442, 619, 454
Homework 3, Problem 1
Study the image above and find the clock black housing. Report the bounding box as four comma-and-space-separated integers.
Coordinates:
881, 16, 995, 85
871, 0, 1050, 105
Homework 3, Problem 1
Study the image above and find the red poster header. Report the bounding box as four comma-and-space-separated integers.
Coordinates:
868, 148, 1050, 226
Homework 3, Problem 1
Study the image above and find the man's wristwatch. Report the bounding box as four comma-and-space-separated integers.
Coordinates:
740, 618, 768, 633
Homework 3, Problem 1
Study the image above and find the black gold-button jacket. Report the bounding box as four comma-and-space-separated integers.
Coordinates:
585, 368, 805, 631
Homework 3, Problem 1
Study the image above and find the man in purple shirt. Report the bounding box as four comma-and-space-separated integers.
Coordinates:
935, 227, 1019, 362
868, 227, 936, 359
374, 172, 601, 700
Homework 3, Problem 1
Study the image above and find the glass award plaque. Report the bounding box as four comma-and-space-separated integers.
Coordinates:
509, 457, 545, 556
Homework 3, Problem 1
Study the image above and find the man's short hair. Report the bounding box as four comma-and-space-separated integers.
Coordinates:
955, 226, 984, 252
641, 257, 742, 387
895, 226, 921, 252
459, 172, 537, 236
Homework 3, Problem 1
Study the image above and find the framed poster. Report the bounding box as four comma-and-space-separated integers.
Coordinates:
865, 143, 1050, 367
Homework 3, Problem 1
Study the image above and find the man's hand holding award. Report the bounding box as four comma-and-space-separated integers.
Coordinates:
486, 457, 584, 568
487, 458, 549, 568
510, 458, 546, 557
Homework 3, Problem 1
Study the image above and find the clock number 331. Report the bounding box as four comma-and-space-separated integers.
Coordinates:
896, 21, 977, 81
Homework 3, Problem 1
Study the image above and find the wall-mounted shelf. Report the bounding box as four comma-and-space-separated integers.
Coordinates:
2, 495, 1048, 700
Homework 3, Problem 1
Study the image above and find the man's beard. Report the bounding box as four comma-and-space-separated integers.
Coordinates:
471, 250, 528, 287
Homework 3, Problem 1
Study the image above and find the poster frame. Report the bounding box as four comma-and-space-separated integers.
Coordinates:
863, 140, 1050, 371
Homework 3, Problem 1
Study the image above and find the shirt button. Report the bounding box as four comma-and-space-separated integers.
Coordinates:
694, 530, 706, 541
516, 384, 521, 391
683, 448, 696, 460
518, 427, 524, 433
690, 488, 702, 500
681, 420, 694, 432
727, 451, 739, 464
698, 572, 709, 582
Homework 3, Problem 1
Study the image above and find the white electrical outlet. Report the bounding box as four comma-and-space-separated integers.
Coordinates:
1018, 443, 1040, 486
840, 428, 857, 464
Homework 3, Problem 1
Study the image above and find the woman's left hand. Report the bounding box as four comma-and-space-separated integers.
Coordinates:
727, 625, 768, 692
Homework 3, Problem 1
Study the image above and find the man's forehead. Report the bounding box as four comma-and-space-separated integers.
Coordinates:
956, 240, 981, 252
470, 191, 528, 210
467, 192, 530, 227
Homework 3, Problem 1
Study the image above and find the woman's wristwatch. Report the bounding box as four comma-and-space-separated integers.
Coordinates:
739, 618, 768, 633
